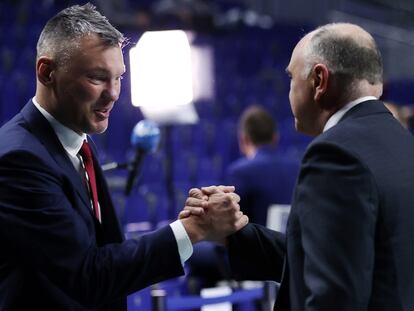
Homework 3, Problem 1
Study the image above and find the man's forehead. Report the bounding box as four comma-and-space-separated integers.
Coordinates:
77, 34, 119, 51
290, 36, 309, 61
64, 37, 124, 71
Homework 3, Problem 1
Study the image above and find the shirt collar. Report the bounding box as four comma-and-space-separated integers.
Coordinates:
323, 96, 377, 132
32, 97, 87, 157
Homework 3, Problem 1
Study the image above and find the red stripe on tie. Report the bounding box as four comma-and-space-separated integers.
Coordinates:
79, 140, 101, 222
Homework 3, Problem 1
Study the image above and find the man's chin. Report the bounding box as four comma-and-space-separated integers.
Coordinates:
88, 121, 108, 135
295, 120, 316, 137
95, 125, 108, 134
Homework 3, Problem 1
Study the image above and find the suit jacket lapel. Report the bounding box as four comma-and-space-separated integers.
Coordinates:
20, 101, 92, 213
21, 101, 128, 244
88, 138, 124, 243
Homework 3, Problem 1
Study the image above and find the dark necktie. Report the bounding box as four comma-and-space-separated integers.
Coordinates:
79, 140, 101, 222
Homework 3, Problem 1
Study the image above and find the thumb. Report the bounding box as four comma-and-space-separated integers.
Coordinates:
235, 215, 249, 231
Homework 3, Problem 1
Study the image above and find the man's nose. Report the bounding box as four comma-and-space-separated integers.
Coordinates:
103, 81, 120, 102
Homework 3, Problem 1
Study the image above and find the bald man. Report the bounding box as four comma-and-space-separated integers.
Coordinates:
184, 23, 414, 310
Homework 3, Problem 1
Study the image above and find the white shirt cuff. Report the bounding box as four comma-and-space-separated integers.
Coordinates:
170, 220, 193, 264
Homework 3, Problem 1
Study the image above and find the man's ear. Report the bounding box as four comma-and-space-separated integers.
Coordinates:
36, 57, 55, 86
312, 63, 329, 102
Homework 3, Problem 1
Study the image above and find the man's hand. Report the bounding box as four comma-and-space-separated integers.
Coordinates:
178, 188, 208, 219
178, 185, 237, 218
179, 185, 249, 243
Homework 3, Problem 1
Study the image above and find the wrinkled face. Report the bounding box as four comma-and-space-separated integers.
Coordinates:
286, 37, 320, 135
51, 34, 125, 134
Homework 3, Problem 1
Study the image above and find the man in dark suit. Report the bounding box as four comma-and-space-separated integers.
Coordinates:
226, 105, 299, 226
185, 23, 414, 310
0, 4, 248, 310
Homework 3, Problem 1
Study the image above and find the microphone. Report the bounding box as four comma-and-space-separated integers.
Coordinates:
124, 120, 160, 196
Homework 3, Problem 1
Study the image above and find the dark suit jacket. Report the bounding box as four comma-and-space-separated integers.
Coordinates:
228, 100, 414, 311
0, 101, 184, 310
226, 145, 299, 226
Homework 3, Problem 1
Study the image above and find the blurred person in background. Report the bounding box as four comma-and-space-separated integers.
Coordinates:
0, 4, 247, 310
184, 22, 414, 311
225, 104, 299, 226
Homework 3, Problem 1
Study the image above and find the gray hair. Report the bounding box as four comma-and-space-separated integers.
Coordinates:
302, 23, 383, 86
36, 3, 126, 65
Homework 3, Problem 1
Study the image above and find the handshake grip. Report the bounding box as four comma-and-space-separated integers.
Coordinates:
180, 187, 248, 244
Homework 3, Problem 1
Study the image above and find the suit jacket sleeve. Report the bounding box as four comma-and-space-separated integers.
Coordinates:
0, 150, 184, 308
227, 223, 286, 282
295, 142, 378, 310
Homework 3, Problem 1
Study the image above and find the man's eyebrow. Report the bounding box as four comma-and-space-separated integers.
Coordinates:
88, 67, 125, 76
88, 67, 109, 74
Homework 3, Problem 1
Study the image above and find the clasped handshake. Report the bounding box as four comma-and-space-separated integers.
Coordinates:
178, 185, 249, 244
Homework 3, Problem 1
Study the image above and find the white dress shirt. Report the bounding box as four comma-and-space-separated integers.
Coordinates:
323, 96, 377, 132
32, 98, 193, 263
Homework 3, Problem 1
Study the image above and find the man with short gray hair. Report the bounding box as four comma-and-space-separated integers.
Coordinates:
36, 3, 126, 67
0, 3, 247, 310
185, 23, 414, 310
